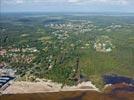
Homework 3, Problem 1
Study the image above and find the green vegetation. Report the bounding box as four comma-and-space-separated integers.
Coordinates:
0, 13, 134, 88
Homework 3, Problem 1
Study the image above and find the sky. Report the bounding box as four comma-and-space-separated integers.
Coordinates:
1, 0, 134, 12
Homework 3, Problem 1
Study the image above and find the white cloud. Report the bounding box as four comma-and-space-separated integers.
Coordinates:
2, 0, 24, 4
16, 0, 24, 4
1, 0, 133, 5
67, 0, 80, 3
66, 0, 131, 5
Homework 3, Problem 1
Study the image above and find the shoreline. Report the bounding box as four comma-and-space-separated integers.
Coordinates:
2, 78, 133, 95
2, 89, 100, 95
1, 89, 134, 100
2, 81, 99, 94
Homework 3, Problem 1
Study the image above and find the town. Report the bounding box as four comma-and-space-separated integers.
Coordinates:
0, 13, 134, 91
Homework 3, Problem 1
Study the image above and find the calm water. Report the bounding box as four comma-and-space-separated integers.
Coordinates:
103, 75, 134, 85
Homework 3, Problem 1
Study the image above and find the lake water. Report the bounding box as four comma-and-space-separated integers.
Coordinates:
103, 75, 134, 85
103, 75, 134, 93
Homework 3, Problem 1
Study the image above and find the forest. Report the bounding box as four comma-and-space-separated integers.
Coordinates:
0, 13, 134, 88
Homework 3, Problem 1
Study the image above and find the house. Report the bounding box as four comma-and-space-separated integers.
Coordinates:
0, 62, 6, 69
0, 49, 6, 56
94, 42, 113, 53
0, 68, 16, 77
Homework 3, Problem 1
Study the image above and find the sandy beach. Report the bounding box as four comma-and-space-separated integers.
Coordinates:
2, 80, 99, 94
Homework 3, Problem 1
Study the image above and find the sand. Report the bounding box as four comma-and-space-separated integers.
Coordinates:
2, 81, 99, 94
